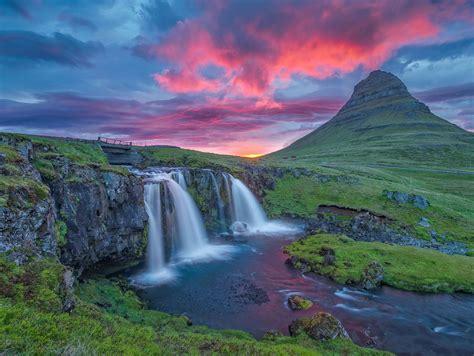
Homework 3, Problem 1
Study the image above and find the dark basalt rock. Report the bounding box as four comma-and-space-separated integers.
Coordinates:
0, 135, 148, 273
289, 312, 350, 341
361, 261, 384, 290
60, 268, 76, 313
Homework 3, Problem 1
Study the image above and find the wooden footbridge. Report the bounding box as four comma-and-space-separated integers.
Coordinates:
98, 137, 142, 165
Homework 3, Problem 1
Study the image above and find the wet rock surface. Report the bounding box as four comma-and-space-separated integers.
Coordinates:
289, 312, 350, 341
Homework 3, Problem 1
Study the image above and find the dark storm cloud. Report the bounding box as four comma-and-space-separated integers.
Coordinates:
415, 83, 474, 103
384, 37, 474, 72
0, 31, 104, 67
139, 0, 182, 32
58, 11, 98, 32
0, 0, 31, 19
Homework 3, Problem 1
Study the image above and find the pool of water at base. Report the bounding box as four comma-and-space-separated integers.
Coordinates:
122, 234, 474, 355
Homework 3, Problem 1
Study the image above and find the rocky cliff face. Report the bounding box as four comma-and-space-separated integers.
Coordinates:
0, 135, 147, 273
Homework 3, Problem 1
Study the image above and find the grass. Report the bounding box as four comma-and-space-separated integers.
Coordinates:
263, 167, 474, 248
138, 146, 250, 172
0, 256, 388, 355
286, 234, 474, 293
0, 176, 50, 208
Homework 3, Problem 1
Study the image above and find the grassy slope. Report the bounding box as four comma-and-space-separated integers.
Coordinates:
263, 167, 474, 248
0, 257, 385, 355
137, 146, 250, 172
286, 234, 474, 293
267, 80, 474, 170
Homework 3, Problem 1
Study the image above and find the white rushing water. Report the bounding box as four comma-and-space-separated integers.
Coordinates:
164, 177, 209, 258
209, 171, 226, 231
144, 181, 165, 272
171, 170, 187, 190
133, 167, 299, 286
230, 176, 267, 230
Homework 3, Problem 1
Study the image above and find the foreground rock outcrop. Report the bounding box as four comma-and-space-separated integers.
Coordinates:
289, 312, 350, 341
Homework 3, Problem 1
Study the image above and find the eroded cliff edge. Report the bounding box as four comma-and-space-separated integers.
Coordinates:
0, 134, 147, 273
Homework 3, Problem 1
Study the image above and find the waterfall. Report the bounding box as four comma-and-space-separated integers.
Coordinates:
223, 173, 235, 222
164, 177, 208, 257
210, 171, 226, 231
171, 170, 187, 190
230, 176, 267, 229
144, 181, 165, 272
134, 167, 296, 286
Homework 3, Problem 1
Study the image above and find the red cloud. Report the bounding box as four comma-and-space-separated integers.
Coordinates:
145, 0, 470, 97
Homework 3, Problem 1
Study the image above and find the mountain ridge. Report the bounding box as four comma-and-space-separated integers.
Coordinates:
268, 70, 474, 169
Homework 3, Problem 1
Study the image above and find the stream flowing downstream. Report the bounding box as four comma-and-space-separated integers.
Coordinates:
125, 233, 474, 355
125, 167, 474, 355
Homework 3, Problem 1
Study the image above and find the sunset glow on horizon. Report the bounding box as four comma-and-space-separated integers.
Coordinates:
0, 0, 473, 155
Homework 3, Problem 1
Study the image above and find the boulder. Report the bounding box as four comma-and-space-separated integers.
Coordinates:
360, 261, 384, 290
386, 191, 429, 209
412, 195, 429, 209
418, 217, 430, 228
289, 312, 350, 341
230, 221, 248, 234
287, 295, 313, 310
319, 246, 336, 266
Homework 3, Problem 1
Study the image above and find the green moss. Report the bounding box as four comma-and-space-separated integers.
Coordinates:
54, 221, 68, 248
33, 159, 57, 181
99, 164, 130, 176
0, 256, 387, 355
0, 144, 23, 163
286, 234, 474, 293
0, 176, 50, 208
30, 137, 107, 166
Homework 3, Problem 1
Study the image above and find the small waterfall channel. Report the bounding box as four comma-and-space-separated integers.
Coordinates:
133, 167, 296, 284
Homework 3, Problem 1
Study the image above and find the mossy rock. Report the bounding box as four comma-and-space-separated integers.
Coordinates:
289, 312, 350, 341
287, 295, 313, 310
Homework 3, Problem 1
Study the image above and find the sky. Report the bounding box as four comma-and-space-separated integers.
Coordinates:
0, 0, 473, 157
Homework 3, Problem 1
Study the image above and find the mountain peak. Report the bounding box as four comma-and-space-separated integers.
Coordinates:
340, 70, 412, 112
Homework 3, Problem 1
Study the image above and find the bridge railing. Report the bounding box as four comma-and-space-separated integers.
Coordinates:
98, 137, 132, 146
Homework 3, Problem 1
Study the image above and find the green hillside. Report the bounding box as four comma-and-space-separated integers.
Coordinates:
267, 70, 474, 170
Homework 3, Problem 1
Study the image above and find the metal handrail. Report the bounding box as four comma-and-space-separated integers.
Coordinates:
98, 136, 132, 146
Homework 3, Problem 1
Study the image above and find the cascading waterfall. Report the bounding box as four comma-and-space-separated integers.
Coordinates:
164, 177, 208, 257
230, 176, 268, 229
135, 167, 295, 285
144, 180, 165, 272
171, 170, 187, 190
210, 171, 226, 231
222, 173, 235, 222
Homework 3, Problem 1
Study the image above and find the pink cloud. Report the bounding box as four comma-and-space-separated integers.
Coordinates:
142, 0, 470, 97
